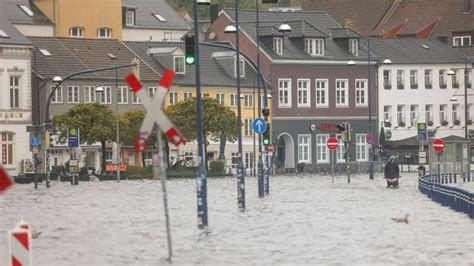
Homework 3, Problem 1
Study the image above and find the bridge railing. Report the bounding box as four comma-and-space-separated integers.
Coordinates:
419, 172, 473, 219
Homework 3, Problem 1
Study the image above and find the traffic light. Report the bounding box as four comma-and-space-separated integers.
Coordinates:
262, 123, 271, 146
262, 108, 270, 117
184, 35, 195, 65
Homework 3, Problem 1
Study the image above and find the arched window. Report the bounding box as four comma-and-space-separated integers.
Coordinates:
97, 28, 112, 39
1, 132, 14, 165
69, 27, 84, 38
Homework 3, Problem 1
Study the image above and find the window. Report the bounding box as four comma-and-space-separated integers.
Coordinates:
397, 105, 405, 125
305, 38, 324, 56
244, 152, 254, 170
169, 92, 178, 105
231, 152, 239, 168
383, 70, 391, 89
297, 79, 310, 107
410, 70, 418, 89
126, 9, 135, 26
273, 37, 282, 55
216, 93, 225, 105
118, 86, 128, 104
335, 79, 348, 107
439, 69, 447, 88
244, 94, 253, 107
384, 105, 392, 123
452, 104, 460, 123
230, 94, 237, 107
316, 134, 328, 163
51, 85, 63, 103
278, 79, 291, 107
1, 133, 14, 165
396, 70, 404, 89
467, 69, 472, 88
453, 36, 471, 47
97, 28, 112, 38
174, 56, 185, 74
468, 104, 473, 122
153, 13, 167, 22
355, 79, 367, 107
349, 39, 358, 56
19, 5, 33, 16
244, 119, 253, 136
38, 48, 52, 56
148, 87, 157, 97
424, 69, 432, 88
439, 104, 447, 123
0, 29, 9, 38
410, 105, 418, 127
336, 135, 345, 163
143, 152, 154, 166
451, 69, 459, 88
184, 92, 192, 100
100, 86, 112, 104
132, 92, 140, 104
315, 79, 328, 108
67, 86, 79, 103
234, 59, 245, 78
298, 135, 311, 163
425, 105, 433, 123
84, 86, 96, 103
69, 27, 84, 38
9, 76, 20, 108
356, 134, 367, 161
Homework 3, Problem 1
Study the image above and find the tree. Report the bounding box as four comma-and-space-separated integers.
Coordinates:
52, 103, 115, 174
166, 97, 238, 168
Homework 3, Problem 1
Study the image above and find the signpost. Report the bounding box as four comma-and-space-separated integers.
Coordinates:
30, 136, 43, 189
327, 137, 338, 184
433, 138, 444, 180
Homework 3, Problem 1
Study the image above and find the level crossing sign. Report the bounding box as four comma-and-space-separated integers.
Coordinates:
253, 118, 267, 134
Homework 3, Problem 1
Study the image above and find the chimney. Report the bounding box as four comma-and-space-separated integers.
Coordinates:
465, 0, 472, 13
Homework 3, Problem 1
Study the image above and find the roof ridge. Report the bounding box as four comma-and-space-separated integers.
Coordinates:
223, 8, 328, 14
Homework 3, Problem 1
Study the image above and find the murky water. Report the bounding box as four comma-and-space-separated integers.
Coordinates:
1, 173, 473, 265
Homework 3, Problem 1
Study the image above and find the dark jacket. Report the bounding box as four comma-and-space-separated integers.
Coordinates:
384, 161, 400, 179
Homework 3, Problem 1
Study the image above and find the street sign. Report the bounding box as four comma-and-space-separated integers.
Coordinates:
417, 123, 428, 141
30, 136, 42, 147
253, 118, 267, 134
26, 125, 44, 133
366, 132, 374, 144
327, 137, 338, 150
268, 144, 274, 153
68, 128, 79, 148
433, 138, 444, 153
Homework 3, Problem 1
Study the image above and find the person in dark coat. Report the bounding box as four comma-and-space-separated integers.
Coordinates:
384, 155, 400, 179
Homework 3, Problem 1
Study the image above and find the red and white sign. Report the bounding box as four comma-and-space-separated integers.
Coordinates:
327, 137, 338, 150
268, 144, 274, 153
125, 69, 186, 151
0, 166, 13, 192
8, 226, 32, 266
433, 138, 445, 153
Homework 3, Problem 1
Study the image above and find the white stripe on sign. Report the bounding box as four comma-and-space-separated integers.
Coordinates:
8, 229, 31, 266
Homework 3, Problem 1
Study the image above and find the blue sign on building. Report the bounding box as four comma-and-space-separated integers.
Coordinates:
417, 123, 428, 141
31, 136, 42, 147
68, 128, 80, 148
253, 118, 267, 134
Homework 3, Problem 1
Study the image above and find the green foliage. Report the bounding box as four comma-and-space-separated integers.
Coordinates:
119, 109, 159, 148
126, 165, 153, 178
209, 160, 225, 175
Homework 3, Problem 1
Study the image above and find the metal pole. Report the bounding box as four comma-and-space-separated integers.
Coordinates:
256, 0, 264, 198
253, 82, 256, 177
116, 68, 120, 182
157, 130, 172, 261
331, 149, 335, 184
464, 56, 469, 140
235, 0, 245, 211
192, 0, 208, 228
368, 38, 374, 180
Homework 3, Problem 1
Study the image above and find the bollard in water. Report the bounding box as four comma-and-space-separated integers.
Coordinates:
8, 221, 33, 266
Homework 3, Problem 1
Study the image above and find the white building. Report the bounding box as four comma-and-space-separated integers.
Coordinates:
0, 15, 33, 176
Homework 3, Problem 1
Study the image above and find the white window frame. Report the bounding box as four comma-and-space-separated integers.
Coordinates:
453, 36, 471, 47
305, 38, 324, 56
244, 119, 253, 136
148, 87, 157, 97
297, 79, 310, 107
51, 85, 63, 104
396, 70, 404, 89
425, 104, 433, 123
117, 86, 129, 104
69, 27, 84, 38
9, 76, 20, 109
0, 133, 14, 165
335, 79, 348, 107
315, 79, 328, 108
100, 86, 112, 104
349, 39, 358, 56
410, 70, 418, 89
298, 134, 311, 163
383, 105, 392, 123
184, 92, 192, 100
84, 86, 96, 103
452, 104, 460, 122
410, 105, 418, 127
316, 134, 329, 163
230, 94, 237, 107
234, 59, 245, 78
336, 134, 345, 163
153, 13, 167, 22
278, 79, 291, 108
397, 105, 406, 125
439, 104, 447, 123
132, 92, 140, 104
425, 69, 433, 88
169, 91, 179, 105
244, 94, 253, 107
355, 79, 367, 107
216, 93, 225, 105
356, 134, 368, 162
439, 69, 447, 88
273, 37, 282, 55
383, 69, 392, 89
67, 85, 79, 103
19, 5, 34, 16
126, 9, 135, 26
174, 56, 185, 74
97, 28, 112, 39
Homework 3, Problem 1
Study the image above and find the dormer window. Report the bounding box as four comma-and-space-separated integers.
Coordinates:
125, 9, 135, 26
453, 36, 471, 47
235, 59, 245, 78
97, 28, 112, 39
174, 56, 185, 74
69, 27, 84, 38
349, 39, 358, 56
305, 38, 324, 56
273, 37, 282, 55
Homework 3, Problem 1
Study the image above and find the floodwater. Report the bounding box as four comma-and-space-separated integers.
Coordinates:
1, 173, 473, 265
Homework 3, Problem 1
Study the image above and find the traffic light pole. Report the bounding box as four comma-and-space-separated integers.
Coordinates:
256, 0, 264, 198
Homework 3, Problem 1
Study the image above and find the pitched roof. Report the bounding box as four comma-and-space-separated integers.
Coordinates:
301, 0, 393, 35
1, 0, 53, 26
123, 41, 265, 88
122, 0, 189, 30
364, 38, 466, 64
0, 5, 31, 46
29, 37, 158, 80
223, 9, 367, 61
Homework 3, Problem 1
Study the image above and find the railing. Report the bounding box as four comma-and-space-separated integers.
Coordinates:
418, 172, 473, 219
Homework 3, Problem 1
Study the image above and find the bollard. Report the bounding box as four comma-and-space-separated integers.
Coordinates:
8, 226, 32, 266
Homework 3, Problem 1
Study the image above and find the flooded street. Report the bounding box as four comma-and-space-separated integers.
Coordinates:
1, 173, 473, 265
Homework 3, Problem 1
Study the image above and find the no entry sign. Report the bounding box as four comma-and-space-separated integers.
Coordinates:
327, 137, 338, 150
433, 138, 444, 153
268, 144, 274, 153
